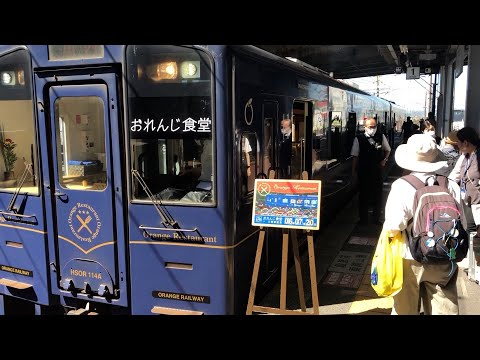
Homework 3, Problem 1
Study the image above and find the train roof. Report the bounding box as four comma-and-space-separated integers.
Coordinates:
229, 45, 372, 97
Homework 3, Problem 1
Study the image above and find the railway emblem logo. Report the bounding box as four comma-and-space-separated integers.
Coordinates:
244, 98, 253, 125
67, 203, 102, 243
257, 182, 271, 196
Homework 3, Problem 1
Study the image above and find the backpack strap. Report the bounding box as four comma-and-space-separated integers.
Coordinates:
402, 174, 449, 189
435, 175, 449, 189
401, 174, 425, 190
402, 175, 424, 227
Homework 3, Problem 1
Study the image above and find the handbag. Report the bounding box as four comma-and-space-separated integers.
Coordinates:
370, 229, 404, 297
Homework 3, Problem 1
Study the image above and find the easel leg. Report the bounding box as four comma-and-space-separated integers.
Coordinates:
291, 230, 306, 312
280, 228, 289, 310
307, 231, 320, 314
0, 294, 4, 315
246, 229, 266, 315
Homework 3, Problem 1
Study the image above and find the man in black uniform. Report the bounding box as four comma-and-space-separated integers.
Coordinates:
351, 118, 391, 224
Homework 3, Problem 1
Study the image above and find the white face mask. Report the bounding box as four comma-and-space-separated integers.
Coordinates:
365, 127, 377, 137
281, 128, 291, 136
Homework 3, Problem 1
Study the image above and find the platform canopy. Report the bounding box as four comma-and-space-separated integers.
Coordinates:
257, 45, 464, 79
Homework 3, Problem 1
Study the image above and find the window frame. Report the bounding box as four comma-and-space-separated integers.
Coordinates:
125, 45, 217, 207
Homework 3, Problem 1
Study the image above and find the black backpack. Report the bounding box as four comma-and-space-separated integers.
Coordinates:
402, 174, 469, 265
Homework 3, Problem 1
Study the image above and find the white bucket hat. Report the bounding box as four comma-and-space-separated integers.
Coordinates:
395, 134, 447, 173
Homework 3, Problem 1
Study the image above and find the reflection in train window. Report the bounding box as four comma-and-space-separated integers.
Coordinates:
54, 96, 107, 191
241, 133, 257, 196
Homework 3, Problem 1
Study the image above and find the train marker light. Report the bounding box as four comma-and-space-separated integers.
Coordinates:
181, 61, 200, 79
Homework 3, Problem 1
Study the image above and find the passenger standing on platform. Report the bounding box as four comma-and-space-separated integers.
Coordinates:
278, 118, 292, 179
411, 123, 422, 135
401, 117, 413, 144
384, 134, 460, 315
419, 119, 426, 133
351, 117, 391, 225
424, 119, 440, 144
448, 126, 480, 234
437, 130, 460, 177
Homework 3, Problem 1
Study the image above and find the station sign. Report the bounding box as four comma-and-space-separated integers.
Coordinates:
406, 66, 420, 80
251, 179, 321, 230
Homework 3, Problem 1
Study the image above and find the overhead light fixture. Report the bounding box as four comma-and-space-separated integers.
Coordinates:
419, 53, 437, 61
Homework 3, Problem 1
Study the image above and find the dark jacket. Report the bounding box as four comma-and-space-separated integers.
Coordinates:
356, 132, 384, 177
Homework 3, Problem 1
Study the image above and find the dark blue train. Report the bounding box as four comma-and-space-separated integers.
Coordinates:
0, 45, 405, 314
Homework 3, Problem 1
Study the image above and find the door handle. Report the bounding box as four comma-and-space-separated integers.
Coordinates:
54, 190, 66, 197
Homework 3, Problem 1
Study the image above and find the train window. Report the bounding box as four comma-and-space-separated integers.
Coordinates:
0, 49, 38, 195
262, 101, 278, 175
262, 118, 273, 175
48, 45, 104, 61
54, 97, 107, 191
330, 111, 342, 130
126, 45, 214, 205
311, 101, 328, 174
241, 133, 257, 196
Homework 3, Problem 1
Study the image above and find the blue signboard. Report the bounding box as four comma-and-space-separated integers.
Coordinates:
251, 179, 321, 230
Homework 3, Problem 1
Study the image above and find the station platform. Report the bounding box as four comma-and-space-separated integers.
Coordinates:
256, 149, 480, 315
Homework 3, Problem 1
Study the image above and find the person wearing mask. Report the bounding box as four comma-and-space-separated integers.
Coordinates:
448, 126, 480, 234
437, 130, 460, 177
351, 117, 391, 225
384, 134, 460, 315
278, 118, 292, 179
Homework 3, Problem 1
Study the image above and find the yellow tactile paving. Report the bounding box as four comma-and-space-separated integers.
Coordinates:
348, 296, 393, 314
347, 246, 393, 315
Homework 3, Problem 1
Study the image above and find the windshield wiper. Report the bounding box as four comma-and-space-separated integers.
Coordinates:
132, 169, 176, 227
131, 169, 205, 243
7, 162, 33, 212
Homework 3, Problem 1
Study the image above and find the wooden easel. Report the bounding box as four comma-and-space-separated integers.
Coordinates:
246, 170, 320, 315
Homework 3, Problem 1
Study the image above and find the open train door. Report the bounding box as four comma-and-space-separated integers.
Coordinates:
38, 73, 128, 310
291, 100, 313, 180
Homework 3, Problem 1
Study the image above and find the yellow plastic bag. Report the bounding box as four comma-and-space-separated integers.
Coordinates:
370, 229, 404, 297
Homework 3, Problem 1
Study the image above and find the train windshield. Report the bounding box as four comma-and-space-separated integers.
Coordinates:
0, 49, 38, 195
126, 45, 214, 204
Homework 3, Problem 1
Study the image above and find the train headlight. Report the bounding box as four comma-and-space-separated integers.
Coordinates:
1, 71, 15, 85
146, 62, 178, 81
181, 61, 200, 79
137, 65, 144, 79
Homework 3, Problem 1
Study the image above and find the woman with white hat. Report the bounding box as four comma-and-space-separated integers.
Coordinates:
383, 134, 461, 315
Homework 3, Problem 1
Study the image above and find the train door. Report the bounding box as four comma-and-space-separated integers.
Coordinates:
262, 101, 278, 177
40, 74, 128, 307
345, 112, 357, 157
329, 110, 343, 163
261, 101, 282, 280
291, 100, 313, 180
